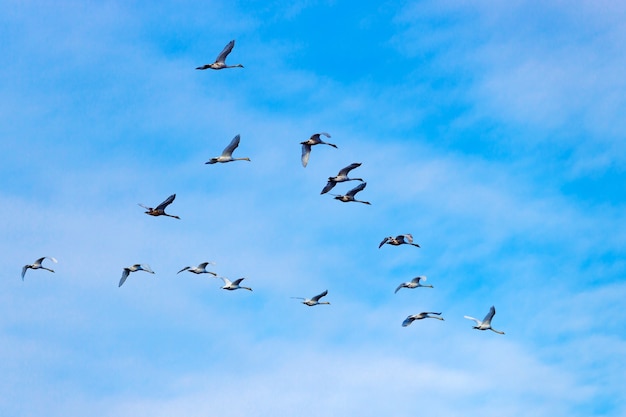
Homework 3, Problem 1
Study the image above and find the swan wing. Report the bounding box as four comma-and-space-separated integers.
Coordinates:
119, 269, 130, 287
464, 315, 481, 326
321, 180, 336, 194
402, 316, 415, 327
222, 134, 241, 157
156, 194, 176, 211
311, 289, 328, 302
482, 306, 496, 325
337, 162, 361, 176
346, 182, 366, 197
301, 144, 311, 167
215, 40, 235, 63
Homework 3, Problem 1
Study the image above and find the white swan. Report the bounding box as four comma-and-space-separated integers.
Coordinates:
320, 163, 364, 194
301, 132, 336, 167
379, 234, 420, 248
138, 194, 180, 219
394, 276, 433, 293
291, 289, 330, 306
205, 134, 251, 164
331, 182, 371, 205
464, 306, 505, 334
219, 277, 252, 291
119, 264, 154, 287
178, 262, 217, 276
402, 312, 444, 326
21, 256, 58, 280
196, 40, 244, 70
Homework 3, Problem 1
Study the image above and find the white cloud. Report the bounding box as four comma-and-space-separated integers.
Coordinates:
390, 1, 626, 174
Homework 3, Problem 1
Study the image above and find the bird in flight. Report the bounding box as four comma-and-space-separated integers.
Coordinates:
292, 289, 331, 306
21, 256, 57, 280
196, 40, 244, 70
301, 132, 336, 167
177, 262, 217, 276
464, 306, 505, 335
320, 163, 364, 194
331, 182, 371, 205
402, 312, 444, 327
379, 234, 420, 248
394, 276, 433, 293
119, 264, 154, 287
138, 194, 180, 219
219, 277, 253, 291
205, 134, 251, 164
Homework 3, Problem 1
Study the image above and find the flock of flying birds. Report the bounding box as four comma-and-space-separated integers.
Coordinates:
20, 40, 504, 334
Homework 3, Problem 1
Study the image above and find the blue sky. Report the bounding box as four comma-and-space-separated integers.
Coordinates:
1, 0, 625, 416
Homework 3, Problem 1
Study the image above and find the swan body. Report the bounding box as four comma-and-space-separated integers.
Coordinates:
139, 194, 180, 219
205, 134, 251, 164
21, 256, 57, 280
464, 306, 505, 334
196, 40, 244, 70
